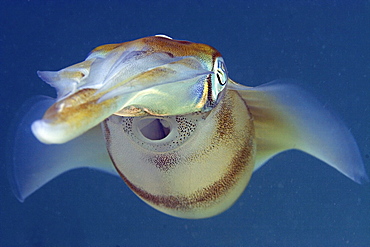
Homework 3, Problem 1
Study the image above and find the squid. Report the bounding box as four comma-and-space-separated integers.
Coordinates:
11, 35, 368, 219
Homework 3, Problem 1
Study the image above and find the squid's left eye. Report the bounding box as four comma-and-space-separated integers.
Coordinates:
215, 58, 228, 85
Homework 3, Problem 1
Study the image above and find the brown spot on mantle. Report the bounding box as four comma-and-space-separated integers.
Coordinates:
114, 139, 252, 211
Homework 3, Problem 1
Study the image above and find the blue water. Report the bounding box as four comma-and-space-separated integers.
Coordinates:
1, 1, 369, 246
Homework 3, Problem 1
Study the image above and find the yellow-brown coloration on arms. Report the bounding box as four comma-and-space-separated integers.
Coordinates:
90, 36, 221, 65
33, 36, 227, 144
32, 88, 121, 144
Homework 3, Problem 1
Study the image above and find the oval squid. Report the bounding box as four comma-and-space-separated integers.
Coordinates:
10, 35, 368, 219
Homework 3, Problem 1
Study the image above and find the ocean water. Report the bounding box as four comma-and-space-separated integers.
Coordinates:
1, 1, 369, 246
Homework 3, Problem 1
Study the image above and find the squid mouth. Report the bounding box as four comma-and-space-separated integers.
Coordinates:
137, 118, 171, 141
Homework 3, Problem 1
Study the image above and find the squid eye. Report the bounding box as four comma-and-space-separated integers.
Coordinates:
216, 70, 226, 85
216, 59, 227, 85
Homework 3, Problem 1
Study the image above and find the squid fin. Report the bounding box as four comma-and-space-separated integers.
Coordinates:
229, 80, 369, 184
9, 96, 117, 202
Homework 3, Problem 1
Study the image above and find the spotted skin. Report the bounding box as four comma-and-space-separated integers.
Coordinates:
14, 35, 367, 220
103, 89, 255, 219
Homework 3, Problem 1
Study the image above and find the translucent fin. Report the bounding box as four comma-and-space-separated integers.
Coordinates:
9, 96, 117, 202
229, 80, 369, 184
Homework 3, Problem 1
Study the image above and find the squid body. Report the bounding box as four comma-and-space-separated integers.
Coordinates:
11, 35, 368, 219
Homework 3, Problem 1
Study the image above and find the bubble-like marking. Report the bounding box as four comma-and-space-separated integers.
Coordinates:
141, 116, 199, 170
118, 114, 200, 154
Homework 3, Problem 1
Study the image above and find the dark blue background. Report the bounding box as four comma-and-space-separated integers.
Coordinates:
1, 1, 369, 246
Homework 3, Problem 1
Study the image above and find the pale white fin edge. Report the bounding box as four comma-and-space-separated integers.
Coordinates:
229, 80, 369, 184
9, 96, 118, 202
